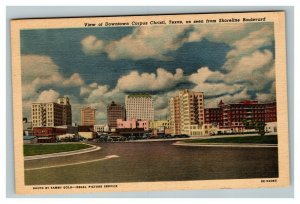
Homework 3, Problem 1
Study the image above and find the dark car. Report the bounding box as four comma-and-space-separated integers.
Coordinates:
175, 134, 190, 138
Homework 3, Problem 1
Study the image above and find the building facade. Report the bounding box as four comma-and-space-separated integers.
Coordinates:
265, 122, 277, 133
150, 120, 172, 136
264, 102, 277, 122
116, 119, 149, 131
31, 97, 72, 128
107, 101, 125, 129
169, 90, 205, 135
57, 97, 72, 125
32, 127, 67, 143
80, 106, 96, 126
94, 124, 109, 132
149, 120, 171, 130
125, 94, 154, 121
78, 125, 95, 139
205, 100, 277, 132
55, 125, 79, 135
189, 123, 216, 137
204, 100, 223, 126
169, 96, 181, 134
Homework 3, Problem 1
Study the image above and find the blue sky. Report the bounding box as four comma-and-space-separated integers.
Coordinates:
21, 22, 276, 124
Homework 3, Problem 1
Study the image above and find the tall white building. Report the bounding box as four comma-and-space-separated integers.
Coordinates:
179, 89, 204, 135
31, 97, 72, 127
125, 94, 154, 121
169, 89, 205, 135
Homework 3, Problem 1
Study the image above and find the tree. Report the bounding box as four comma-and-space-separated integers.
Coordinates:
254, 122, 266, 137
242, 119, 266, 137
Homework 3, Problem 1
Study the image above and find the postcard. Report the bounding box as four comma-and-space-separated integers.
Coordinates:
11, 11, 289, 194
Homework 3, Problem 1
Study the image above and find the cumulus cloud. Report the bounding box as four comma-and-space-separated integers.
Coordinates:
83, 85, 112, 123
36, 89, 60, 103
204, 88, 250, 108
187, 26, 275, 107
80, 23, 273, 61
62, 73, 84, 87
187, 64, 275, 109
21, 55, 85, 99
80, 82, 98, 96
86, 85, 109, 103
21, 55, 62, 99
115, 68, 185, 92
153, 91, 179, 119
189, 67, 243, 97
21, 54, 62, 83
255, 93, 276, 102
81, 35, 105, 55
212, 50, 274, 87
226, 26, 274, 58
187, 23, 248, 44
81, 26, 193, 60
105, 26, 191, 60
21, 55, 86, 120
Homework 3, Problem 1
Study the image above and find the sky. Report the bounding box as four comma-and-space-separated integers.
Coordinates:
21, 22, 276, 124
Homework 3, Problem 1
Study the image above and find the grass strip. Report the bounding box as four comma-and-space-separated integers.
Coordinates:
24, 143, 90, 156
184, 135, 277, 144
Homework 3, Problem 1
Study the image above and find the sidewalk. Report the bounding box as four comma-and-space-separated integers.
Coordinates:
24, 144, 101, 161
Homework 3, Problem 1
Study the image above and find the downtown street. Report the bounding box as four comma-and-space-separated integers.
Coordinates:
24, 140, 278, 185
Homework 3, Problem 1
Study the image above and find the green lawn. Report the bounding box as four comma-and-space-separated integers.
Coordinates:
184, 135, 277, 144
24, 143, 91, 156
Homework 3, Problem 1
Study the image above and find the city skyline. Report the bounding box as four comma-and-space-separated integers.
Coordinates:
21, 22, 276, 123
28, 92, 276, 126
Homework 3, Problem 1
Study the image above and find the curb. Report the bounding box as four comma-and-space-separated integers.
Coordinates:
172, 142, 278, 148
24, 144, 101, 161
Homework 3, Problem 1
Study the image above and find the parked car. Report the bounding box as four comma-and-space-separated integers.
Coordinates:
128, 136, 137, 140
142, 133, 151, 139
175, 134, 190, 138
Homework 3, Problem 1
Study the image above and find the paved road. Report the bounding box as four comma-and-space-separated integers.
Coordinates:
24, 141, 278, 185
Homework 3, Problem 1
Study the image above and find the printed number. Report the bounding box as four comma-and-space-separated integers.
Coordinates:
261, 179, 277, 183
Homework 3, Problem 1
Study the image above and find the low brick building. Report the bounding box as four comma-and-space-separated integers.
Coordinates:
33, 127, 67, 143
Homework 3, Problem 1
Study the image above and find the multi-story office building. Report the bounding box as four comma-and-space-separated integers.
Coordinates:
57, 97, 72, 126
107, 101, 125, 128
80, 106, 96, 126
125, 94, 154, 121
169, 89, 205, 135
178, 89, 205, 134
31, 97, 72, 128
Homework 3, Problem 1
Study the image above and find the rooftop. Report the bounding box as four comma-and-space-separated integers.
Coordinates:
81, 106, 96, 110
127, 93, 152, 98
